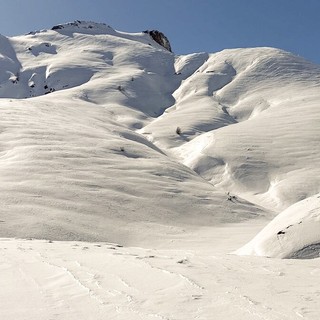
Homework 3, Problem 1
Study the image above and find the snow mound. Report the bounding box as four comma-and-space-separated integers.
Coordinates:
235, 194, 320, 259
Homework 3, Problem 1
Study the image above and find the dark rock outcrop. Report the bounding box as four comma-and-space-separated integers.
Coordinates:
52, 20, 88, 30
143, 30, 172, 52
51, 21, 113, 33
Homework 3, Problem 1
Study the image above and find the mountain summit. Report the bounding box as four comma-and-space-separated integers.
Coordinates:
0, 21, 319, 258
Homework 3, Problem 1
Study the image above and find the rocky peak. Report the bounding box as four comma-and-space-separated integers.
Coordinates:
51, 20, 114, 34
143, 30, 172, 52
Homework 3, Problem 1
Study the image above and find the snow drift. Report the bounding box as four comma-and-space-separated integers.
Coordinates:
236, 194, 320, 259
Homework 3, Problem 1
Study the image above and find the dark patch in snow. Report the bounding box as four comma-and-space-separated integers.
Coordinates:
277, 224, 297, 235
177, 258, 189, 264
286, 243, 320, 259
227, 193, 237, 202
51, 20, 114, 34
11, 75, 19, 84
27, 43, 57, 56
52, 20, 88, 30
143, 30, 172, 52
44, 87, 56, 95
52, 25, 64, 31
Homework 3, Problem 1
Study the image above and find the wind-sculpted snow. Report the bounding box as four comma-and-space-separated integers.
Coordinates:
142, 47, 320, 213
236, 194, 320, 259
0, 33, 94, 98
0, 21, 176, 101
0, 96, 269, 243
0, 21, 320, 258
2, 237, 320, 320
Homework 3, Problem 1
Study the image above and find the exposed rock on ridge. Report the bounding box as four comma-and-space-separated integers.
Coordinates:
51, 20, 113, 32
143, 30, 172, 52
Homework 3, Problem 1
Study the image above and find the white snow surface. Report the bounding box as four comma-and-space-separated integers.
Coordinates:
1, 20, 320, 319
2, 236, 320, 320
236, 194, 320, 259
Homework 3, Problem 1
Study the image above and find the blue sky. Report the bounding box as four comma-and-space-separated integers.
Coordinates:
1, 0, 319, 64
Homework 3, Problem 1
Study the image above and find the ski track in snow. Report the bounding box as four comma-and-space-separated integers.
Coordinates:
1, 239, 320, 320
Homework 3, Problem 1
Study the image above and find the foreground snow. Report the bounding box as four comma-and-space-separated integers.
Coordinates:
2, 235, 320, 320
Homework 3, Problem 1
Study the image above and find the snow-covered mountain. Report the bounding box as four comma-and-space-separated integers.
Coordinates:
1, 20, 320, 320
0, 20, 319, 255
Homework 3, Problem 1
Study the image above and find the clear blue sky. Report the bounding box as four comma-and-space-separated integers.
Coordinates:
1, 0, 320, 64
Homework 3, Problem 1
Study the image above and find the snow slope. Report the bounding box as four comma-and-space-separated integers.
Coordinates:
142, 47, 320, 212
139, 45, 320, 259
1, 20, 320, 319
0, 21, 270, 244
236, 193, 320, 258
0, 19, 319, 252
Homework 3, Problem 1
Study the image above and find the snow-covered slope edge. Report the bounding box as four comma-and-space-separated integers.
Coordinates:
235, 194, 320, 258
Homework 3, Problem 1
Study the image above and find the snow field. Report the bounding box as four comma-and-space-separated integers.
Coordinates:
0, 20, 320, 319
1, 237, 320, 320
